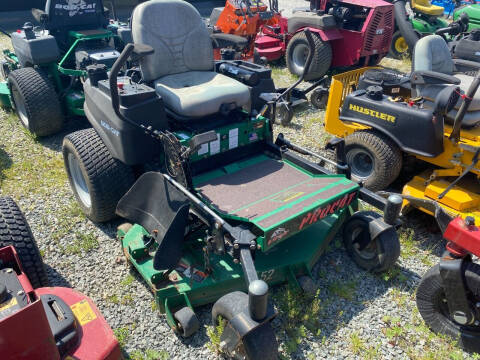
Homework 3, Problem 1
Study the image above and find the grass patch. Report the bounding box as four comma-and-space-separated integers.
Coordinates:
64, 231, 99, 254
206, 317, 226, 355
50, 200, 86, 242
274, 285, 324, 356
349, 331, 380, 359
327, 280, 357, 301
114, 325, 132, 347
121, 274, 135, 287
128, 349, 169, 360
107, 294, 120, 304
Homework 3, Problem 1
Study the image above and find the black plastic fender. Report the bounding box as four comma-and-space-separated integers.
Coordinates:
348, 211, 393, 248
341, 90, 444, 157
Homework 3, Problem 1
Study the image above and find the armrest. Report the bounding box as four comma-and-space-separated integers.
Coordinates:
453, 58, 480, 73
411, 70, 461, 86
31, 8, 48, 23
210, 33, 248, 51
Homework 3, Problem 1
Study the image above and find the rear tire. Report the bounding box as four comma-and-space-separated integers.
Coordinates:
8, 67, 63, 137
286, 31, 332, 81
416, 262, 480, 353
63, 128, 135, 223
0, 197, 48, 288
345, 130, 402, 191
389, 31, 410, 59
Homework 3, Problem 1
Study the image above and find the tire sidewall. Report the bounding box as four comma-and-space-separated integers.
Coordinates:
8, 75, 30, 130
417, 263, 480, 352
63, 139, 95, 219
343, 216, 382, 271
389, 31, 409, 59
287, 35, 311, 76
310, 89, 328, 109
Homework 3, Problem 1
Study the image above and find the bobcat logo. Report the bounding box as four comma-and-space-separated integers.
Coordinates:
55, 0, 97, 17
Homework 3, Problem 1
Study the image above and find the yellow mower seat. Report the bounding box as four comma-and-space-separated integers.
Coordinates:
411, 0, 444, 16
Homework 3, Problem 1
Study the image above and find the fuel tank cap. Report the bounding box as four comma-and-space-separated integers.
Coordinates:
366, 85, 384, 101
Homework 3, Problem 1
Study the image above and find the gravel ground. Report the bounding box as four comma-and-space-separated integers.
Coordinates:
0, 2, 477, 359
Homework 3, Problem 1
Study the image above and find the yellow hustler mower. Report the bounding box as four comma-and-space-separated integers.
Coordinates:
324, 34, 480, 223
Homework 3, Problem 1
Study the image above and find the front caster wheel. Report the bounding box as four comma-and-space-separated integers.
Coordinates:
174, 307, 200, 338
275, 102, 294, 126
416, 262, 480, 353
310, 88, 329, 109
212, 291, 278, 360
343, 211, 400, 273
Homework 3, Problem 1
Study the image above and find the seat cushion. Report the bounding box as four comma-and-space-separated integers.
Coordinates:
155, 71, 250, 118
411, 0, 444, 16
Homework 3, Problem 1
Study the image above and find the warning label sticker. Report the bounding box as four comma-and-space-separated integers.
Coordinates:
0, 297, 17, 312
71, 299, 97, 326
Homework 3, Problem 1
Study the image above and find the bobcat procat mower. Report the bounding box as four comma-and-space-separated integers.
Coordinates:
0, 196, 120, 360
324, 34, 480, 225
0, 0, 132, 136
61, 1, 401, 358
380, 193, 480, 352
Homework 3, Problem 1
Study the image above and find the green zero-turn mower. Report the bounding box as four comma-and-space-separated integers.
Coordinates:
389, 0, 450, 59
0, 0, 132, 137
61, 1, 402, 357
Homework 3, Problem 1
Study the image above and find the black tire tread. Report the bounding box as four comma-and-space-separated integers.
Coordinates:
8, 67, 63, 136
0, 196, 48, 288
416, 262, 480, 353
63, 128, 135, 222
286, 31, 332, 81
345, 130, 402, 191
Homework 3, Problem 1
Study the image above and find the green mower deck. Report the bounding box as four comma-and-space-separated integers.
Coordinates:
119, 153, 359, 329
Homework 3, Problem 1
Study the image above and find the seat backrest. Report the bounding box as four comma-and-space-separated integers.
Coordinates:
45, 0, 107, 33
413, 35, 454, 75
131, 0, 214, 83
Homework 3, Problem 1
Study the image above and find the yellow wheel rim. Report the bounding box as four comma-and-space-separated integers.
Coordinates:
394, 37, 408, 54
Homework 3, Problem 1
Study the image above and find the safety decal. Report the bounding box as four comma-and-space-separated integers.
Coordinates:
71, 299, 97, 326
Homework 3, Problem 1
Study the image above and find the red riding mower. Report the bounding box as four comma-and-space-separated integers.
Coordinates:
380, 193, 480, 352
0, 197, 120, 360
209, 0, 283, 62
255, 0, 394, 81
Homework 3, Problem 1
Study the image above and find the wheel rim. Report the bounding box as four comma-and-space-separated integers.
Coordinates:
11, 85, 29, 127
68, 153, 91, 208
394, 37, 408, 54
291, 43, 309, 73
346, 148, 375, 180
438, 292, 480, 330
351, 227, 377, 261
